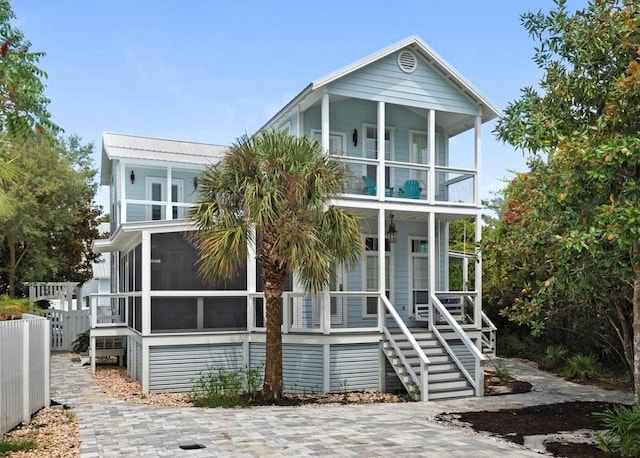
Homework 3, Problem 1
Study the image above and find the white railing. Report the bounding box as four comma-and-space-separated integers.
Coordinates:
430, 294, 486, 395
481, 311, 497, 355
381, 295, 430, 401
434, 167, 476, 204
89, 293, 131, 328
0, 314, 50, 435
282, 291, 381, 334
116, 199, 195, 224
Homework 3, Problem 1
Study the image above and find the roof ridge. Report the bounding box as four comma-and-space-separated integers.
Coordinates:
103, 132, 229, 149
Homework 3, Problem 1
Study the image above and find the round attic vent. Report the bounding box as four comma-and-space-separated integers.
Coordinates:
397, 50, 417, 73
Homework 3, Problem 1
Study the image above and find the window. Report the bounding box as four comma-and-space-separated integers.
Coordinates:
311, 130, 346, 154
364, 236, 391, 317
146, 178, 183, 220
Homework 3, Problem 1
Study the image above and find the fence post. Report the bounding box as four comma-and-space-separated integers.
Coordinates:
44, 319, 50, 408
22, 320, 30, 425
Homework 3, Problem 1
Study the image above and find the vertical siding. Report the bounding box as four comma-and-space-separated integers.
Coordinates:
329, 344, 379, 392
148, 344, 243, 393
327, 51, 480, 115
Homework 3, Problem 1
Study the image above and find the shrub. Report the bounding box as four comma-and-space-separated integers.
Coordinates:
541, 345, 568, 371
495, 359, 511, 382
0, 296, 34, 321
72, 330, 90, 353
563, 354, 598, 380
190, 364, 264, 408
596, 399, 640, 457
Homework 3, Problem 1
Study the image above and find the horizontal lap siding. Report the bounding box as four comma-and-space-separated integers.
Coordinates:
283, 345, 323, 394
448, 340, 476, 377
328, 53, 479, 115
148, 344, 243, 393
330, 344, 379, 392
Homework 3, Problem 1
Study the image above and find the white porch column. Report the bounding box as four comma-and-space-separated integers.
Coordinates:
378, 208, 386, 329
428, 212, 436, 329
475, 213, 482, 328
377, 101, 386, 199
474, 115, 482, 206
119, 160, 127, 224
428, 109, 436, 204
296, 105, 303, 137
166, 166, 173, 220
247, 226, 257, 332
321, 92, 330, 152
141, 231, 151, 336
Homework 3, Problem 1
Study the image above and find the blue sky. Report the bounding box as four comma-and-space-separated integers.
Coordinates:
13, 0, 586, 211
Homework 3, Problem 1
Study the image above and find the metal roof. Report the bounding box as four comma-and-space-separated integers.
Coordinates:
261, 35, 500, 132
101, 132, 228, 185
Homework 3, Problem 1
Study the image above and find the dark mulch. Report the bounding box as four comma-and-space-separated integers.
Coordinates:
545, 440, 623, 458
435, 401, 630, 457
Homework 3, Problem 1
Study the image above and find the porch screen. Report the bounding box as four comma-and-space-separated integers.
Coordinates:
151, 232, 246, 290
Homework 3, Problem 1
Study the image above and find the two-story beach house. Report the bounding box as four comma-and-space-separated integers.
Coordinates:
92, 35, 499, 400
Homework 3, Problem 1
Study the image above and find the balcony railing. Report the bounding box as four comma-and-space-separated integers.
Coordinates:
89, 293, 132, 328
435, 167, 475, 204
115, 200, 195, 225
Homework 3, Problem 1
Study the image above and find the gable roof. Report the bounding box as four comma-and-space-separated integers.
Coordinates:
261, 35, 500, 131
100, 132, 228, 185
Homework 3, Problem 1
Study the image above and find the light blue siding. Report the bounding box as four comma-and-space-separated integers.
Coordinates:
329, 344, 379, 392
328, 51, 480, 115
249, 343, 324, 394
148, 344, 244, 393
283, 344, 323, 394
124, 166, 200, 223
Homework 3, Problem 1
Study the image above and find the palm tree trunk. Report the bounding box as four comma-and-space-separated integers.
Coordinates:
261, 231, 287, 401
633, 254, 640, 397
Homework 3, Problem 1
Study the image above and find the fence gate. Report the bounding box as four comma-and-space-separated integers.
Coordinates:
42, 309, 90, 351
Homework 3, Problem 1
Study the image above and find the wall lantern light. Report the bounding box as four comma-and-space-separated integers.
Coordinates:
130, 170, 135, 184
387, 213, 397, 244
352, 128, 358, 147
193, 176, 198, 190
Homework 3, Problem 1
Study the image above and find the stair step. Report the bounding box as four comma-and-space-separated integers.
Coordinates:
428, 379, 469, 391
428, 387, 475, 400
428, 371, 465, 382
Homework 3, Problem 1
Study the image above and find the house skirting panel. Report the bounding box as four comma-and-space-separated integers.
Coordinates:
148, 343, 244, 393
329, 344, 379, 392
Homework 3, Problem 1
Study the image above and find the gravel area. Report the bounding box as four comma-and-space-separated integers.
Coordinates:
92, 364, 192, 407
2, 407, 79, 458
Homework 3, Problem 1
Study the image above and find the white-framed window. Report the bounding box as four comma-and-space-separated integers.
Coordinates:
279, 122, 291, 134
363, 236, 392, 318
311, 130, 346, 154
410, 238, 429, 317
329, 263, 345, 325
146, 178, 184, 221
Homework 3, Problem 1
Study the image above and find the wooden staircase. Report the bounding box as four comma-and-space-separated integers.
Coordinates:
382, 328, 475, 400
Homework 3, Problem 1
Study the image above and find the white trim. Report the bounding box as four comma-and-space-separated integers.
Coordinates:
279, 121, 291, 133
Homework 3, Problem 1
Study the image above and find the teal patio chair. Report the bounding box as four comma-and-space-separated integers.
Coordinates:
402, 179, 422, 199
361, 176, 377, 196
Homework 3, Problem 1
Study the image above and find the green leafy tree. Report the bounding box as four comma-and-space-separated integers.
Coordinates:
494, 0, 640, 393
0, 135, 100, 297
189, 130, 362, 400
0, 0, 58, 136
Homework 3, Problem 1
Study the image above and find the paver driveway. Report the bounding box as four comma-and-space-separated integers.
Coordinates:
50, 353, 633, 457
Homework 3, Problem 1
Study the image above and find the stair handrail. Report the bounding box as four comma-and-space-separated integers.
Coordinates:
430, 294, 486, 394
481, 310, 497, 331
381, 295, 430, 401
480, 310, 497, 354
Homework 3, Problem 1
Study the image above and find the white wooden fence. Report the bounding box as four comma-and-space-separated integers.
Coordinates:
43, 309, 90, 351
0, 314, 50, 435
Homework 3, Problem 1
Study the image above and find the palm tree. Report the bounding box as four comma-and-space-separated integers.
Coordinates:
189, 130, 362, 400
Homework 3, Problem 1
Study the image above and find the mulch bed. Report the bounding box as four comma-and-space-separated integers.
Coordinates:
435, 401, 629, 457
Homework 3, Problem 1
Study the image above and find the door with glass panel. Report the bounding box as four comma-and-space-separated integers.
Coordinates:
147, 178, 183, 220
411, 238, 429, 320
364, 236, 391, 318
